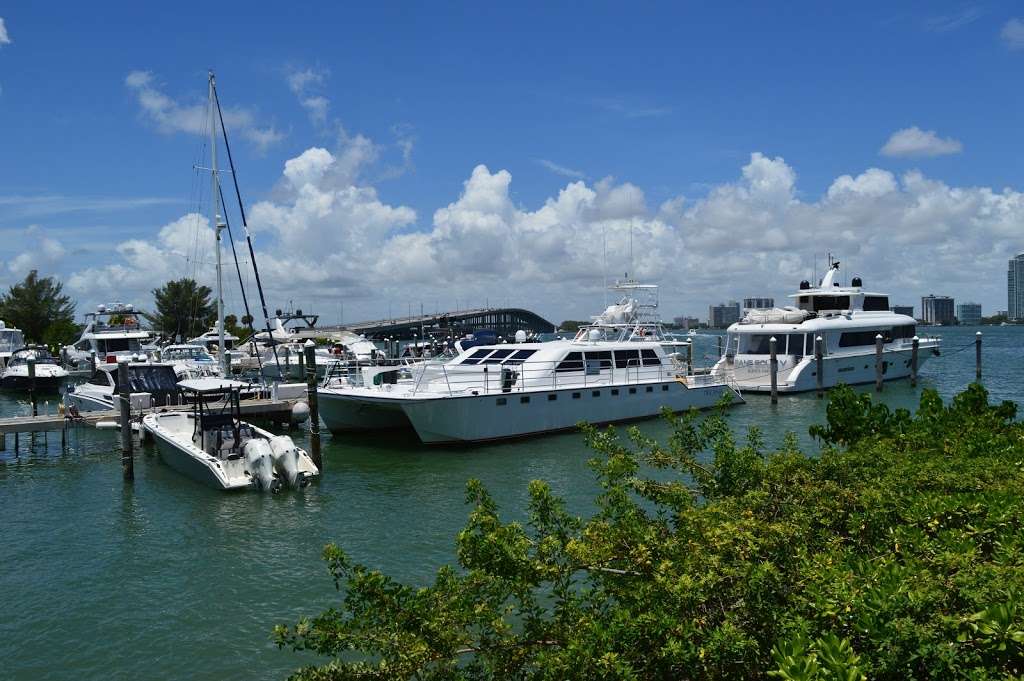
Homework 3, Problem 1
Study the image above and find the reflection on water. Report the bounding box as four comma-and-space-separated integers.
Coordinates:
0, 326, 1019, 680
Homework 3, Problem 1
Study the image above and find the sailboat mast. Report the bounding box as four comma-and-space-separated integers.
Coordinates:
209, 71, 226, 373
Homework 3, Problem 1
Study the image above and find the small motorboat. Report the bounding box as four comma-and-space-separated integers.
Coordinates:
142, 381, 318, 492
0, 346, 70, 391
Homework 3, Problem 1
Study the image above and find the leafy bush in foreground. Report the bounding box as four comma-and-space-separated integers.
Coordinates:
276, 384, 1024, 679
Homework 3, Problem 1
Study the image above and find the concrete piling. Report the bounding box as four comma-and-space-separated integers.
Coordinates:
769, 336, 778, 405
875, 334, 884, 393
118, 361, 133, 482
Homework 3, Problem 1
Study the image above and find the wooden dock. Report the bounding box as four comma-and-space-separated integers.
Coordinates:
0, 398, 299, 435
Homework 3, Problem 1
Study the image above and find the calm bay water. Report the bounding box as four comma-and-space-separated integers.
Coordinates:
1, 326, 1021, 680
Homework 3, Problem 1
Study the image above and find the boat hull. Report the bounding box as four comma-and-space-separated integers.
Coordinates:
720, 347, 937, 393
320, 380, 741, 444
0, 375, 67, 392
150, 427, 241, 490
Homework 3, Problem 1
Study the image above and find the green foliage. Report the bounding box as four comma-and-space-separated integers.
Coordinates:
557, 320, 588, 333
42, 317, 81, 349
146, 278, 215, 340
0, 270, 76, 344
278, 384, 1024, 679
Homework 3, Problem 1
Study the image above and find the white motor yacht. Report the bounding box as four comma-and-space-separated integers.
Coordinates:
64, 360, 183, 412
317, 280, 742, 444
0, 346, 70, 391
62, 303, 152, 370
0, 321, 26, 368
711, 260, 941, 393
188, 322, 246, 369
143, 382, 318, 492
160, 344, 221, 380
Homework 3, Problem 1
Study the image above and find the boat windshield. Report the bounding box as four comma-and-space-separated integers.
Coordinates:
10, 348, 57, 365
165, 346, 213, 361
97, 338, 143, 354
0, 329, 25, 353
123, 365, 180, 393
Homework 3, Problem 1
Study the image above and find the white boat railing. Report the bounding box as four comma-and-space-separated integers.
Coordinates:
322, 356, 732, 398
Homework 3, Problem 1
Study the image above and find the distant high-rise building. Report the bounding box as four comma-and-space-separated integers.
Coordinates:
742, 297, 774, 311
890, 305, 914, 317
921, 295, 955, 325
1009, 253, 1024, 320
956, 302, 982, 326
708, 301, 741, 328
672, 316, 701, 330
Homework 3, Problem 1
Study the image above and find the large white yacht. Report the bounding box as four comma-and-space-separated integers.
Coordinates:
62, 303, 152, 370
711, 261, 940, 392
317, 280, 742, 444
188, 322, 246, 369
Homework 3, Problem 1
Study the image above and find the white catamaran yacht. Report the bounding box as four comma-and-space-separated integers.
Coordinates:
317, 280, 742, 444
62, 303, 152, 369
712, 261, 941, 392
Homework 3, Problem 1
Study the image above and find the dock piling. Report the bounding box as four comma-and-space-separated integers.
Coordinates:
975, 331, 982, 381
875, 334, 884, 393
686, 342, 693, 375
911, 336, 919, 387
815, 336, 824, 399
303, 341, 322, 471
28, 358, 37, 416
118, 360, 134, 481
717, 335, 723, 359
769, 336, 778, 405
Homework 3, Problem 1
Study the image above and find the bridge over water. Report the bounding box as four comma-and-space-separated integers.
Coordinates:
300, 308, 556, 341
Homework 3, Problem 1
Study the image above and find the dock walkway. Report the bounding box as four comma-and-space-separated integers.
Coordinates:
0, 398, 298, 435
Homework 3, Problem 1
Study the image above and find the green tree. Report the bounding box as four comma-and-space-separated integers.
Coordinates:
147, 278, 215, 340
0, 270, 76, 343
277, 385, 1024, 679
558, 320, 588, 333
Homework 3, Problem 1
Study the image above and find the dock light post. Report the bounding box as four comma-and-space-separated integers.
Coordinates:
769, 336, 778, 405
875, 334, 884, 393
815, 336, 824, 399
975, 332, 982, 381
303, 340, 322, 471
118, 360, 134, 482
911, 336, 919, 387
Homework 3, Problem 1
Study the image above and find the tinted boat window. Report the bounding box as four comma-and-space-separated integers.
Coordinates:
584, 351, 612, 369
461, 348, 493, 365
503, 349, 536, 365
739, 334, 772, 354
863, 296, 889, 311
812, 296, 850, 312
614, 349, 641, 368
640, 349, 661, 366
556, 351, 584, 372
483, 348, 514, 364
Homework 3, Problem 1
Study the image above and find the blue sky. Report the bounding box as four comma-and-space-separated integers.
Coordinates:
1, 2, 1023, 324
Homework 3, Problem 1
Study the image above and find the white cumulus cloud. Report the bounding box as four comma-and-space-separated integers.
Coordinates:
880, 126, 963, 157
0, 17, 10, 46
1001, 18, 1024, 50
125, 70, 284, 151
7, 227, 65, 275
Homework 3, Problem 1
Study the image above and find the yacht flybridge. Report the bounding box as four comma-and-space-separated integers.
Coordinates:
0, 321, 25, 368
62, 303, 152, 369
317, 280, 742, 444
712, 261, 940, 393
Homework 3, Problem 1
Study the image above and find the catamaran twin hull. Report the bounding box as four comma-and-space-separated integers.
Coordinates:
318, 379, 742, 444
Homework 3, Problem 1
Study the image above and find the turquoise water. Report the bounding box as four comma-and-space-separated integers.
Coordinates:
1, 327, 1020, 680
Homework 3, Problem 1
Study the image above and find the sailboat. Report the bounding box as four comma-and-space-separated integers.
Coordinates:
144, 71, 315, 490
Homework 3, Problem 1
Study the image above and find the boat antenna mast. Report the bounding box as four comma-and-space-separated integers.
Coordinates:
208, 71, 227, 375
210, 72, 283, 376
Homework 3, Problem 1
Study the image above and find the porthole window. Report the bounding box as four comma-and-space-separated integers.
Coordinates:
496, 398, 507, 406
520, 396, 530, 404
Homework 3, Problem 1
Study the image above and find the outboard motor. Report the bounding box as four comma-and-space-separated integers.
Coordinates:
243, 439, 280, 493
269, 435, 306, 488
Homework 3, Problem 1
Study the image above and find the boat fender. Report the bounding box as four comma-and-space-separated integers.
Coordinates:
269, 435, 303, 488
243, 439, 278, 492
290, 401, 310, 424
